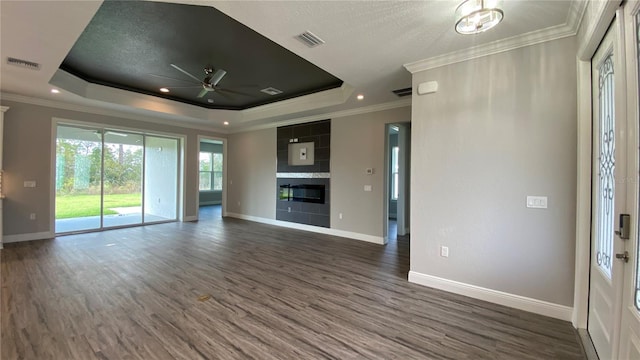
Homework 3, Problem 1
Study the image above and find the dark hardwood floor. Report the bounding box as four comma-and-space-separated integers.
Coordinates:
2, 206, 584, 359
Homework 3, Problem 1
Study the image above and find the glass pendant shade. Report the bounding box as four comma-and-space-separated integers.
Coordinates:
455, 0, 503, 35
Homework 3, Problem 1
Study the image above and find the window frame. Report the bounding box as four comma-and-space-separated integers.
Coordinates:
199, 151, 223, 191
391, 146, 399, 201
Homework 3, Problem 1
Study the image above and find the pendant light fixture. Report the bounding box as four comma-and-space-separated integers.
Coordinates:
455, 0, 503, 35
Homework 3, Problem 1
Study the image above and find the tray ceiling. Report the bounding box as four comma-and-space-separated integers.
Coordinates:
60, 1, 343, 110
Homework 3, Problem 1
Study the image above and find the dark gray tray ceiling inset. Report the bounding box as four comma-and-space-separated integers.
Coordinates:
60, 1, 343, 110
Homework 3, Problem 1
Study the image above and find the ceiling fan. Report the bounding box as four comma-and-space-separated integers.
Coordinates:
151, 64, 251, 100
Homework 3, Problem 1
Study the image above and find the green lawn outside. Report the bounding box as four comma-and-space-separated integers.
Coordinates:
55, 193, 141, 219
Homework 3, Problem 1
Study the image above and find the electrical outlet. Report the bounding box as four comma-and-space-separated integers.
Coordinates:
440, 246, 449, 258
339, 213, 343, 220
288, 207, 291, 213
29, 213, 36, 220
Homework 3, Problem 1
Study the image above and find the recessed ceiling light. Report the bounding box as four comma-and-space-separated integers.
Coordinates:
357, 94, 364, 100
208, 99, 214, 103
51, 89, 60, 94
223, 121, 229, 126
160, 87, 170, 93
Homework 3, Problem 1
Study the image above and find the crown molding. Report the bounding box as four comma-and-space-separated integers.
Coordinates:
0, 106, 9, 113
0, 92, 230, 134
566, 0, 588, 34
50, 69, 354, 127
229, 98, 411, 134
404, 0, 588, 74
0, 92, 411, 136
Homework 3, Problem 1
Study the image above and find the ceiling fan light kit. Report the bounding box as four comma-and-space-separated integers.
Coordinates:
455, 0, 503, 35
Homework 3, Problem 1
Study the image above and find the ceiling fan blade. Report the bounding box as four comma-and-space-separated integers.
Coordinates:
148, 73, 198, 84
217, 88, 253, 97
197, 88, 209, 98
210, 69, 227, 86
170, 64, 203, 83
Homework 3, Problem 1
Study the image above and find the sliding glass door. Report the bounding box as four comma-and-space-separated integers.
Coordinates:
55, 126, 103, 233
144, 136, 178, 222
55, 124, 180, 234
102, 131, 144, 228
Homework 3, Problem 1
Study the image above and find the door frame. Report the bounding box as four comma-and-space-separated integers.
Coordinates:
619, 1, 640, 358
51, 117, 187, 233
196, 135, 227, 219
383, 122, 410, 244
573, 1, 622, 329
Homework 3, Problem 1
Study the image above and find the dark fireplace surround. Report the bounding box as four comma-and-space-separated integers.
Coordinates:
276, 120, 330, 228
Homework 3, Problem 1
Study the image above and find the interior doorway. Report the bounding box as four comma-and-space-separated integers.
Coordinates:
384, 122, 411, 243
196, 136, 227, 220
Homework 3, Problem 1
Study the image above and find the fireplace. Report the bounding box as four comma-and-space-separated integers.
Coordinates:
279, 184, 325, 204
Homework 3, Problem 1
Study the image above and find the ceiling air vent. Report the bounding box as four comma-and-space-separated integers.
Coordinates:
392, 87, 412, 97
7, 57, 40, 71
296, 31, 325, 48
260, 87, 283, 96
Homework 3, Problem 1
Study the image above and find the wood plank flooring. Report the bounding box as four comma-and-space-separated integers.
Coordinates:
2, 207, 585, 359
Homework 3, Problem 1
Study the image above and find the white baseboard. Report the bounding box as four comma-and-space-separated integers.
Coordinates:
226, 212, 385, 244
183, 216, 198, 222
3, 231, 55, 244
408, 271, 573, 321
199, 201, 221, 206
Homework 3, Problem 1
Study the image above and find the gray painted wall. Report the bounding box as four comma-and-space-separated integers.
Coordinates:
199, 141, 223, 205
225, 107, 410, 238
331, 107, 411, 237
409, 36, 577, 306
1, 100, 225, 236
227, 127, 277, 219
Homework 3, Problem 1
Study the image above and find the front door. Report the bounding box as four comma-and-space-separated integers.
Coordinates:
588, 14, 628, 360
619, 2, 640, 358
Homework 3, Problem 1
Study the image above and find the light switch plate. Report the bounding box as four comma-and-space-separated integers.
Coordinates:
24, 180, 36, 188
440, 246, 449, 257
364, 185, 372, 192
526, 196, 548, 209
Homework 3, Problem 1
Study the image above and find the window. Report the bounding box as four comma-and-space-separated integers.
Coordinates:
391, 146, 399, 200
199, 152, 223, 191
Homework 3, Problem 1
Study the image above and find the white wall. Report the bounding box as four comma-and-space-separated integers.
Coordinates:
409, 36, 577, 306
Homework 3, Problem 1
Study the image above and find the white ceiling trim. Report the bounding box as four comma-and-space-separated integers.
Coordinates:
239, 83, 354, 123
229, 98, 411, 134
0, 92, 411, 135
404, 0, 588, 74
0, 92, 231, 135
50, 68, 355, 126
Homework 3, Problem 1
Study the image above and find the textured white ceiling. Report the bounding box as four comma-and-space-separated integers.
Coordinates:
0, 0, 580, 132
